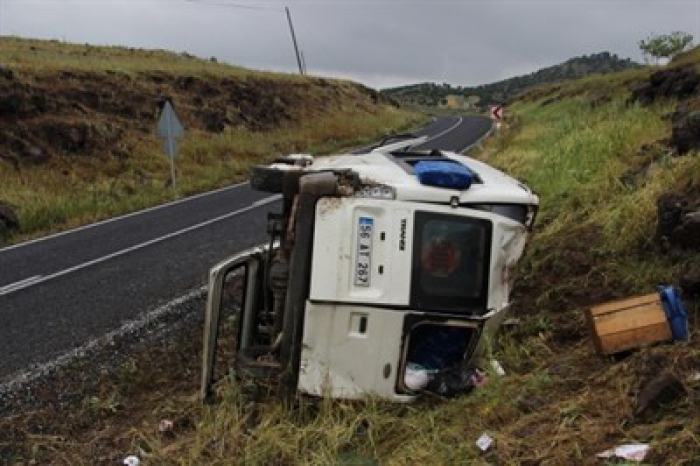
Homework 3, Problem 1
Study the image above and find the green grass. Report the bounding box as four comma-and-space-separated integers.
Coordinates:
1, 107, 421, 243
482, 94, 700, 300
137, 378, 511, 465
0, 36, 295, 79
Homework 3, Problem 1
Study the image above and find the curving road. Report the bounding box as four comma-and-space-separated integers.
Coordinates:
0, 115, 491, 383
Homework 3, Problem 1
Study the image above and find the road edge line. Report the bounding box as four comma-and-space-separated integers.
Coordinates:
0, 195, 281, 297
0, 286, 207, 395
459, 119, 495, 154
0, 181, 250, 254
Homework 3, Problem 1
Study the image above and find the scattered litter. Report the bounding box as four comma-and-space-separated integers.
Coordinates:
404, 362, 488, 395
689, 372, 700, 383
471, 369, 490, 388
421, 366, 487, 396
490, 359, 506, 376
158, 419, 175, 433
476, 432, 494, 452
586, 292, 672, 355
123, 455, 140, 466
404, 363, 432, 390
596, 443, 649, 462
658, 286, 689, 341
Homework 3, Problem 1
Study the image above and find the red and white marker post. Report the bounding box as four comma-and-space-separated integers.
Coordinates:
490, 105, 504, 138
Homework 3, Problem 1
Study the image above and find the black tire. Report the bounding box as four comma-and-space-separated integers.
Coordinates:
250, 165, 286, 193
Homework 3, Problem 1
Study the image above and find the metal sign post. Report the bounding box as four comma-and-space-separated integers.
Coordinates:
157, 101, 184, 189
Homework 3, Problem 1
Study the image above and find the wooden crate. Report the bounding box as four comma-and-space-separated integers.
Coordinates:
586, 293, 672, 355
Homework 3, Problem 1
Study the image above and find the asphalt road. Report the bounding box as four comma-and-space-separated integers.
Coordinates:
414, 115, 492, 152
0, 115, 491, 382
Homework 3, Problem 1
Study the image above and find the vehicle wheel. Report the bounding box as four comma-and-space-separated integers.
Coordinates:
251, 165, 286, 193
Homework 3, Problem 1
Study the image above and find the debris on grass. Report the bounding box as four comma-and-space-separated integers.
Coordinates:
585, 284, 691, 357
658, 286, 689, 342
596, 443, 650, 462
158, 419, 175, 434
122, 454, 140, 466
476, 432, 494, 452
490, 359, 506, 376
586, 292, 673, 355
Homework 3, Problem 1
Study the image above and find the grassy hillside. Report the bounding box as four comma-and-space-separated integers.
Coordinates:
384, 52, 640, 109
0, 37, 422, 243
4, 48, 700, 464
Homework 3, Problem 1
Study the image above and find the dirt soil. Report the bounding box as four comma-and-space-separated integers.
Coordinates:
0, 65, 389, 168
0, 295, 207, 464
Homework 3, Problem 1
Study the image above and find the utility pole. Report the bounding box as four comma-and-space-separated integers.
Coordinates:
285, 6, 304, 75
300, 50, 307, 75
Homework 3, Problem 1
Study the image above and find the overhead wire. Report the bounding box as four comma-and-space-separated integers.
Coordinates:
183, 0, 284, 12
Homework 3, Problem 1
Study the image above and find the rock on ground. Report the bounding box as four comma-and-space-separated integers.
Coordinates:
671, 111, 700, 154
631, 65, 700, 105
0, 202, 19, 238
656, 192, 700, 250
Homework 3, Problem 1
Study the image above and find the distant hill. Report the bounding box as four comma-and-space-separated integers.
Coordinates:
383, 52, 641, 109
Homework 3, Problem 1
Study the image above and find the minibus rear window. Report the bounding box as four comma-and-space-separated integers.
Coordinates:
410, 212, 491, 312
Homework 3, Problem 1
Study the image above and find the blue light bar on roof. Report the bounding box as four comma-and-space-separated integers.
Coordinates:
414, 161, 474, 190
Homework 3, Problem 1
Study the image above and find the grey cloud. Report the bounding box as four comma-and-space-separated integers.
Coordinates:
2, 0, 699, 88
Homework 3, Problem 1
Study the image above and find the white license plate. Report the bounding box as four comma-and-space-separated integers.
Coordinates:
354, 217, 373, 287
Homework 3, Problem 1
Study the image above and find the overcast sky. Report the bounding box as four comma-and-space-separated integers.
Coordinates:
1, 0, 699, 88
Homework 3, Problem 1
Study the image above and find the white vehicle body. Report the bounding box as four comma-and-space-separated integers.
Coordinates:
201, 139, 538, 402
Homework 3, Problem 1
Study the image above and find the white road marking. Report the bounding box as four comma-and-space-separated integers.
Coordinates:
0, 286, 207, 393
355, 116, 463, 154
252, 195, 281, 207
0, 275, 43, 295
419, 116, 463, 145
459, 121, 495, 154
0, 195, 281, 298
0, 181, 250, 254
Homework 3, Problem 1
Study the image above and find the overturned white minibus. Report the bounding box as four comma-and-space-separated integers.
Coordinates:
201, 137, 538, 402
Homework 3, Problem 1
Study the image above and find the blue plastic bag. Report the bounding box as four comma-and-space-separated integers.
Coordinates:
658, 286, 689, 341
414, 161, 474, 190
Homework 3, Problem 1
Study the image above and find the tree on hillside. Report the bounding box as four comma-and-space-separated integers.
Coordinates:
639, 31, 694, 64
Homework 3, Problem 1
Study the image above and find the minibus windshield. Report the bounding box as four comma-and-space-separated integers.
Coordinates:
410, 212, 492, 312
